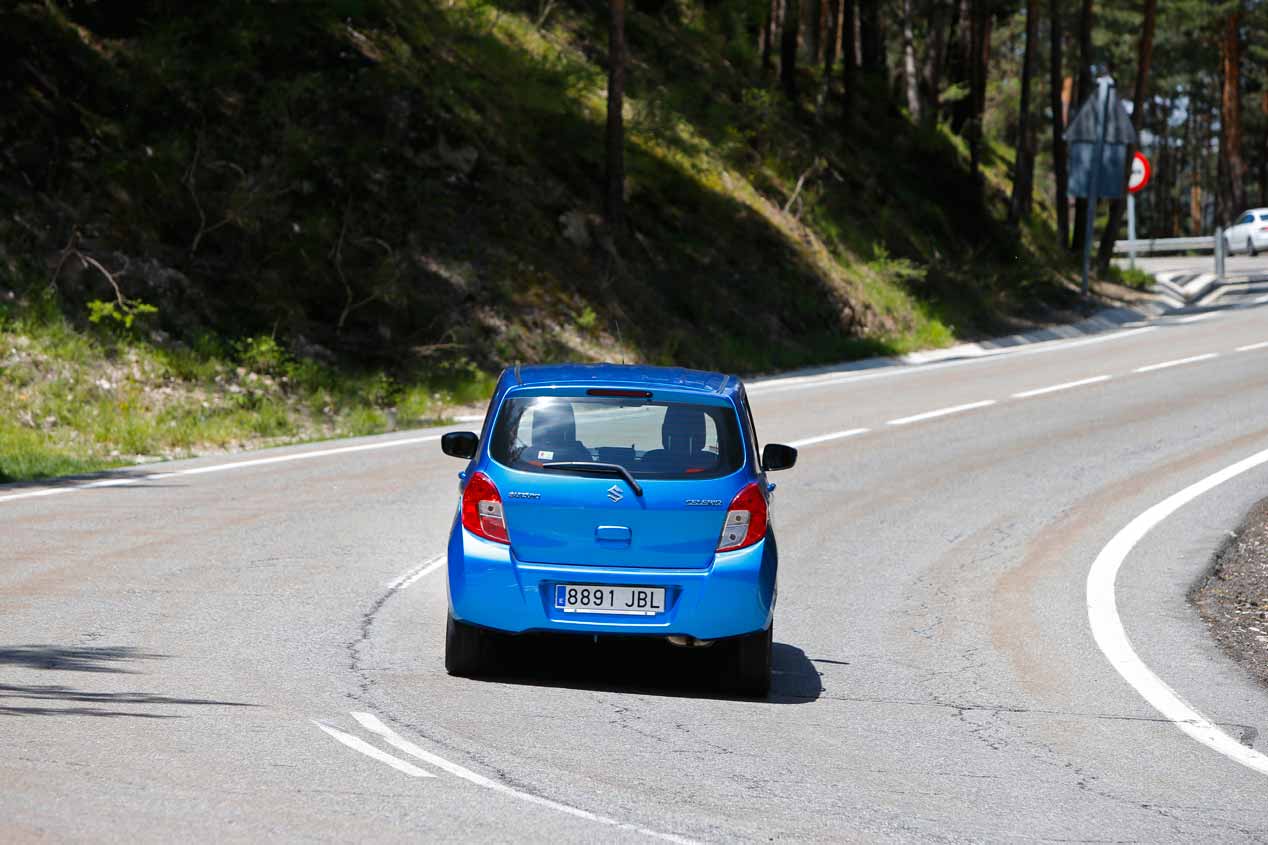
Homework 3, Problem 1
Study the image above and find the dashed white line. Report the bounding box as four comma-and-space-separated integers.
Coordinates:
351, 713, 698, 843
0, 434, 443, 504
1132, 353, 1219, 373
313, 720, 435, 778
1012, 375, 1112, 399
786, 428, 870, 448
387, 554, 447, 591
749, 326, 1158, 396
886, 400, 996, 427
1236, 341, 1268, 352
1087, 446, 1268, 777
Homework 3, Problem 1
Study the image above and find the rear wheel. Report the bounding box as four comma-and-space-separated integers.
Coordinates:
1249, 238, 1258, 257
719, 625, 772, 698
445, 611, 499, 677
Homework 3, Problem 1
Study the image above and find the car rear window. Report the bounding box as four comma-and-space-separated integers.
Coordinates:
489, 395, 744, 479
1260, 214, 1268, 222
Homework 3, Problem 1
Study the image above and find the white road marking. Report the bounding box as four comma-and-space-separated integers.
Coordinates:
1011, 375, 1112, 399
313, 720, 435, 778
352, 713, 698, 843
749, 326, 1158, 396
1236, 341, 1268, 352
886, 400, 996, 427
1256, 294, 1268, 304
1086, 446, 1268, 777
1133, 353, 1219, 373
786, 428, 870, 448
0, 434, 443, 504
1174, 313, 1216, 324
387, 554, 447, 591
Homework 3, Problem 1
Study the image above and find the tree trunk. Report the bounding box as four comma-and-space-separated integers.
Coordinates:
1048, 0, 1068, 248
1095, 0, 1156, 271
967, 0, 991, 181
822, 0, 840, 76
604, 0, 626, 231
760, 0, 776, 74
781, 0, 800, 100
1008, 0, 1040, 225
1070, 0, 1094, 252
921, 1, 951, 127
841, 0, 857, 122
859, 0, 884, 77
1220, 6, 1247, 221
811, 0, 825, 67
1260, 91, 1268, 206
901, 0, 921, 121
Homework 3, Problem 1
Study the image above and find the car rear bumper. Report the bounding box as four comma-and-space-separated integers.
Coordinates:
446, 520, 776, 640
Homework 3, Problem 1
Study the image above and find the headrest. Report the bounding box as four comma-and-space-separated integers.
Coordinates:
531, 401, 576, 445
662, 406, 706, 453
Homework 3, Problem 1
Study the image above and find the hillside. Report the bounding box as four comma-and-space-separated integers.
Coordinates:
0, 0, 1084, 480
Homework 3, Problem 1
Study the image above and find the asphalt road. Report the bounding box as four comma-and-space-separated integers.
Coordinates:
4, 303, 1268, 842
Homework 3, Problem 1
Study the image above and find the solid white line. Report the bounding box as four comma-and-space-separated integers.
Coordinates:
1236, 341, 1268, 352
1012, 375, 1112, 399
749, 326, 1158, 396
1133, 353, 1219, 373
886, 400, 996, 427
352, 713, 697, 844
786, 428, 870, 448
387, 554, 447, 591
313, 721, 435, 778
1086, 446, 1268, 777
0, 434, 443, 505
1256, 294, 1268, 304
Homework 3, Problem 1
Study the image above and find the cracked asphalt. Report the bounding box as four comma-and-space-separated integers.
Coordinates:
3, 301, 1268, 842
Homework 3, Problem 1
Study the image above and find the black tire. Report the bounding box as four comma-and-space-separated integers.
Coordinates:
445, 611, 499, 677
1249, 239, 1258, 257
719, 625, 772, 698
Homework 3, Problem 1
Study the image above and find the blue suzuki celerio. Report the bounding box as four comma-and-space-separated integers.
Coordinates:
440, 364, 797, 696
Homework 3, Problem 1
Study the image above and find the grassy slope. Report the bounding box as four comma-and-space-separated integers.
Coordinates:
0, 0, 1082, 481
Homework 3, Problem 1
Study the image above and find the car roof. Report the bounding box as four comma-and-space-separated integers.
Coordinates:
1240, 208, 1268, 215
509, 363, 740, 396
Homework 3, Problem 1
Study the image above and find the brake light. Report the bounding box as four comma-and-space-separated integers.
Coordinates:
461, 471, 509, 544
586, 388, 653, 398
716, 482, 768, 551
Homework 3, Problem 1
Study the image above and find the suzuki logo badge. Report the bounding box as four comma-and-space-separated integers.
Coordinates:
606, 484, 624, 503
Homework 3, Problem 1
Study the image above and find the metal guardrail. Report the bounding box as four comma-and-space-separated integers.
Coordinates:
1112, 236, 1216, 255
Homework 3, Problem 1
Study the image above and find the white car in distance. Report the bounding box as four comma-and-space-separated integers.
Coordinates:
1224, 208, 1268, 256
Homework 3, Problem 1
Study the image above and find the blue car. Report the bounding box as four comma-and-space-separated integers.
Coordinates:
440, 364, 797, 696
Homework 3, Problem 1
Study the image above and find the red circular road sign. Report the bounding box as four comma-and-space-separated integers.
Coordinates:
1128, 151, 1151, 193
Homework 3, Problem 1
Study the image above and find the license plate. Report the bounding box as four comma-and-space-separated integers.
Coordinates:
554, 584, 665, 616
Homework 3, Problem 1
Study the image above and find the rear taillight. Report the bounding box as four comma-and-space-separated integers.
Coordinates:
461, 471, 509, 544
716, 482, 768, 551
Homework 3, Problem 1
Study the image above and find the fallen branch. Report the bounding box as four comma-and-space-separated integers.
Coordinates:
782, 159, 823, 216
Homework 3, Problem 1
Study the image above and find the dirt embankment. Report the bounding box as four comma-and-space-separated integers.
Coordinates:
1192, 499, 1268, 688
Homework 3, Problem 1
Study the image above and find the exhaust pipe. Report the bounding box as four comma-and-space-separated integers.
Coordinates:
667, 635, 715, 648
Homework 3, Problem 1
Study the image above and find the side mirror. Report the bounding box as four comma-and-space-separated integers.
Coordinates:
761, 443, 797, 472
441, 431, 479, 460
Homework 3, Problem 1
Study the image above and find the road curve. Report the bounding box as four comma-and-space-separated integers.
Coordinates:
3, 303, 1268, 842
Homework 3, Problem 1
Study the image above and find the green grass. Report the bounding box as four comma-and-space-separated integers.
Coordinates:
0, 293, 493, 482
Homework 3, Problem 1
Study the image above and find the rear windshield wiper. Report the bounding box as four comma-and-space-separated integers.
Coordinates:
542, 462, 644, 497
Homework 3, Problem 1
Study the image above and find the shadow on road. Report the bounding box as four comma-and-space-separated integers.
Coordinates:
473, 634, 823, 703
0, 644, 256, 717
0, 644, 164, 674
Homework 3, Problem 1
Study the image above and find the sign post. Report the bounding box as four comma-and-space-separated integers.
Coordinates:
1126, 151, 1151, 270
1081, 78, 1112, 300
1065, 76, 1136, 302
